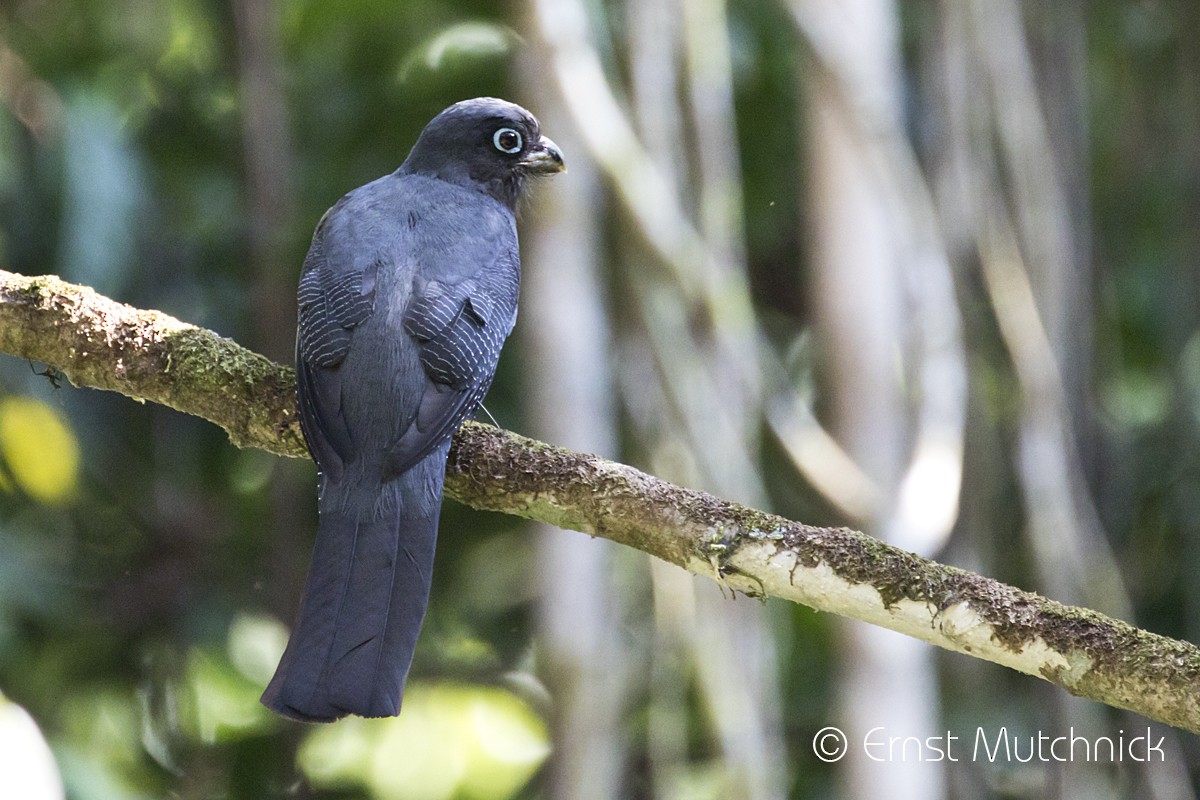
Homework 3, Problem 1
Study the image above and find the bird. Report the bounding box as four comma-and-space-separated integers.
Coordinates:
261, 97, 565, 722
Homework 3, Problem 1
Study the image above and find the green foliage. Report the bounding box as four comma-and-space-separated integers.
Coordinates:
0, 1, 543, 797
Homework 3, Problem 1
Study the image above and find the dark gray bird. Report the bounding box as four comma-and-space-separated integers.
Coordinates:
261, 98, 564, 722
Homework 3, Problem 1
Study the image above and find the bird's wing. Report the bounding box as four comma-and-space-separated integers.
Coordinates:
295, 222, 378, 482
295, 177, 518, 483
384, 253, 517, 478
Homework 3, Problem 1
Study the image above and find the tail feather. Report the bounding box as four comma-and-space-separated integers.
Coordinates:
262, 479, 440, 722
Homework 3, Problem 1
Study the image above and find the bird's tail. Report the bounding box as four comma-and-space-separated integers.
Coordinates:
261, 477, 440, 722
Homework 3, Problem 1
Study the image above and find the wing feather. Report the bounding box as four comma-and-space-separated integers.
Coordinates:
384, 264, 515, 477
294, 230, 379, 480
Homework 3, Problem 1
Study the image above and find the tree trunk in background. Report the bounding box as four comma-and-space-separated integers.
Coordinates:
518, 32, 628, 800
526, 0, 787, 793
1025, 0, 1092, 449
232, 0, 295, 364
231, 0, 312, 620
626, 1, 786, 797
801, 1, 945, 798
231, 8, 314, 790
924, 3, 1191, 798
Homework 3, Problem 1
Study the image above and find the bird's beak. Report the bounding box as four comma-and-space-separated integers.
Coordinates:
521, 135, 566, 175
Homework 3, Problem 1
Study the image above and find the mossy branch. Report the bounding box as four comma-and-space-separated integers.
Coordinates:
0, 270, 306, 455
2, 269, 1198, 733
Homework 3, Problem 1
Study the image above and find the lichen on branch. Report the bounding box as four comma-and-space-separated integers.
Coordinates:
0, 270, 306, 455
1, 268, 1198, 734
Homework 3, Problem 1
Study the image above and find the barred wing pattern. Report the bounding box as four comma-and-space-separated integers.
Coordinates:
388, 257, 519, 478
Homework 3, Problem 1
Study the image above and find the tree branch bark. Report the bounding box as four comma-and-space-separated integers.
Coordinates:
2, 268, 1198, 734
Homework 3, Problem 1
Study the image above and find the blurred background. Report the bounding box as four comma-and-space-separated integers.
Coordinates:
0, 0, 1198, 798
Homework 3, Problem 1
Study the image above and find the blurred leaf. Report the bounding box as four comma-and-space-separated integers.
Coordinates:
158, 0, 217, 76
299, 682, 549, 800
180, 646, 276, 743
228, 449, 277, 495
456, 687, 550, 799
54, 745, 154, 800
1101, 370, 1173, 429
57, 689, 151, 800
226, 612, 288, 686
298, 716, 374, 793
398, 22, 520, 82
0, 396, 80, 505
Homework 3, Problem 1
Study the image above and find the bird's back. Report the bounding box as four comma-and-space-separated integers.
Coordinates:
265, 96, 561, 722
303, 172, 520, 490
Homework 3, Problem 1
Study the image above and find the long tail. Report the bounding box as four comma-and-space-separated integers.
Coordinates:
261, 474, 441, 722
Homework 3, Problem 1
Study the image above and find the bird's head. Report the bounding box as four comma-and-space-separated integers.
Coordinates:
401, 97, 565, 209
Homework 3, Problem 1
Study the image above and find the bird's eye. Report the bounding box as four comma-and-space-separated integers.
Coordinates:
493, 127, 523, 154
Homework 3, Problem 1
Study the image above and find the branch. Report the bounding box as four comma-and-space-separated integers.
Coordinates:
2, 269, 1198, 733
0, 271, 306, 456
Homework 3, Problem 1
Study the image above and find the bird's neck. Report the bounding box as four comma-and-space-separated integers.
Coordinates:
397, 162, 522, 212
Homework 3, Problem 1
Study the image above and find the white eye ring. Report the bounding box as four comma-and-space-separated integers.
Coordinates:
493, 127, 523, 154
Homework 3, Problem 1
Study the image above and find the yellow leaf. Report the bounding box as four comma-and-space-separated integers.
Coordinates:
0, 396, 80, 504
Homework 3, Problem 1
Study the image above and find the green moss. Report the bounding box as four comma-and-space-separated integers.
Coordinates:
707, 506, 1200, 693
19, 280, 46, 305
